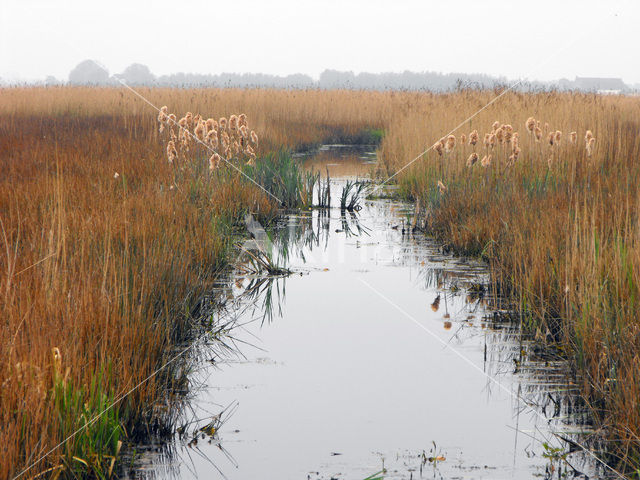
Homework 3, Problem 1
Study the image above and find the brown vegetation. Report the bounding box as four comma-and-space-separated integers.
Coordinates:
388, 91, 640, 472
1, 86, 639, 476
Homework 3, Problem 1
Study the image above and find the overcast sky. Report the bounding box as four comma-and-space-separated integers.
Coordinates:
1, 0, 638, 84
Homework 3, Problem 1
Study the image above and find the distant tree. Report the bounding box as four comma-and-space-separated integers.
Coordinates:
117, 63, 156, 85
319, 69, 356, 89
44, 76, 60, 86
69, 60, 110, 85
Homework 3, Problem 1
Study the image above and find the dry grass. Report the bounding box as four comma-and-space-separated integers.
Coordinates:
387, 90, 640, 472
0, 89, 285, 478
2, 86, 640, 476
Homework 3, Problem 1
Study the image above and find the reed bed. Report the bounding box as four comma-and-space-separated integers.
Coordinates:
386, 90, 640, 472
2, 86, 640, 476
0, 86, 394, 478
0, 91, 282, 478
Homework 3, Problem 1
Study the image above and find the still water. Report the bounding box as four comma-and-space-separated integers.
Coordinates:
128, 146, 604, 480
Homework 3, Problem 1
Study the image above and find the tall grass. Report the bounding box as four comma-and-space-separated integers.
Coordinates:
0, 95, 281, 478
0, 86, 392, 478
385, 91, 640, 472
2, 86, 640, 476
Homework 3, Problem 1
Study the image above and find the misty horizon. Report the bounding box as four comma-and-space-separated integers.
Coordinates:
3, 1, 639, 86
2, 60, 638, 93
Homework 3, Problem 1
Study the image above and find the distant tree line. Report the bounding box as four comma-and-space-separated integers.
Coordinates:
3, 60, 636, 93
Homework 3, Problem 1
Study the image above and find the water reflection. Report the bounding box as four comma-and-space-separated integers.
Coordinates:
126, 147, 611, 480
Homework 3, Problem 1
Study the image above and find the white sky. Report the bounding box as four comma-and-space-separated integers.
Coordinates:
1, 0, 638, 84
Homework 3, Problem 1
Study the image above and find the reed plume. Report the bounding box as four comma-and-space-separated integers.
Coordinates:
229, 114, 238, 131
194, 121, 205, 142
569, 131, 577, 144
512, 145, 521, 157
534, 126, 542, 142
181, 132, 190, 151
554, 130, 562, 144
585, 130, 593, 142
206, 129, 218, 148
245, 145, 256, 164
526, 116, 536, 133
209, 153, 221, 171
586, 137, 595, 157
166, 140, 177, 163
445, 134, 456, 153
469, 130, 479, 146
157, 109, 168, 133
467, 152, 478, 167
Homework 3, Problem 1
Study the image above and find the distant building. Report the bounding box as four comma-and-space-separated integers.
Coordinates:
574, 77, 627, 94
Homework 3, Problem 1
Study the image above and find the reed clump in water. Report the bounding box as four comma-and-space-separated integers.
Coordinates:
340, 179, 368, 212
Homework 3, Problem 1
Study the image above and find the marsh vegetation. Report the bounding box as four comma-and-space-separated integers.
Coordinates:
1, 87, 639, 478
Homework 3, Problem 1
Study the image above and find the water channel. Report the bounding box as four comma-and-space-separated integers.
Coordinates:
127, 145, 605, 480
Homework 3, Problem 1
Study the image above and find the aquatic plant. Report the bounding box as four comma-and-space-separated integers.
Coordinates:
235, 242, 292, 277
340, 179, 368, 212
242, 150, 317, 208
316, 168, 331, 208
